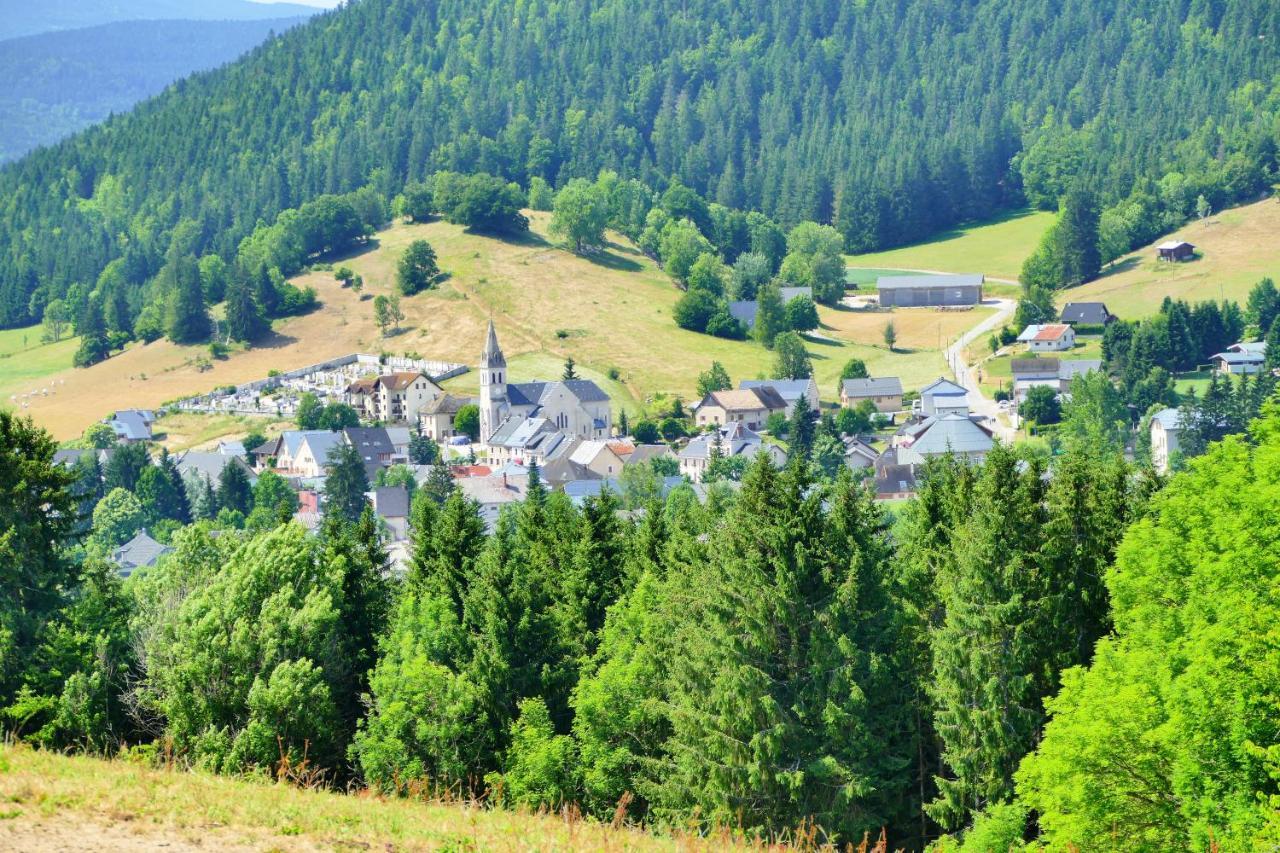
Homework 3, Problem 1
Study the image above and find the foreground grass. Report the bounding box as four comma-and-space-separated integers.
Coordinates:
1059, 198, 1280, 319
845, 208, 1055, 282
0, 745, 793, 852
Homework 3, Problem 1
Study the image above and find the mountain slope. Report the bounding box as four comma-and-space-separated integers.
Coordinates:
0, 0, 1277, 326
0, 0, 321, 39
0, 18, 309, 163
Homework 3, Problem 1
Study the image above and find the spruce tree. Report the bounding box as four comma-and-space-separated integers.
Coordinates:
787, 395, 816, 461
254, 264, 280, 318
73, 296, 110, 367
407, 489, 487, 618
224, 275, 268, 343
1056, 188, 1101, 287
323, 443, 370, 524
216, 461, 253, 517
753, 281, 786, 348
165, 254, 212, 344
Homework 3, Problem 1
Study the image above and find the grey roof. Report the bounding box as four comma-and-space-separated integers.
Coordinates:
563, 478, 622, 505
877, 274, 983, 290
456, 473, 528, 506
1230, 341, 1268, 356
1010, 358, 1061, 377
1058, 360, 1102, 380
779, 287, 813, 303
842, 377, 903, 397
680, 422, 765, 461
54, 449, 92, 467
740, 379, 815, 404
218, 440, 247, 456
111, 529, 173, 575
422, 393, 473, 415
372, 485, 410, 519
909, 414, 994, 456
875, 464, 918, 496
109, 410, 153, 441
345, 427, 396, 476
1060, 302, 1112, 325
481, 320, 507, 368
728, 300, 758, 329
1151, 408, 1182, 430
507, 379, 610, 407
281, 430, 344, 466
175, 451, 255, 484
921, 377, 968, 397
1212, 350, 1264, 365
625, 444, 674, 466
489, 416, 553, 449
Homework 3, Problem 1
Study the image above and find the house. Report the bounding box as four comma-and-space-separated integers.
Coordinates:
345, 372, 443, 424
843, 437, 879, 469
1017, 324, 1076, 352
273, 430, 345, 478
218, 440, 247, 457
478, 322, 612, 444
111, 530, 173, 577
919, 377, 970, 417
568, 439, 627, 478
1150, 408, 1183, 474
678, 422, 787, 483
562, 477, 623, 507
874, 463, 918, 500
694, 387, 789, 431
1211, 350, 1265, 375
739, 378, 820, 415
487, 417, 576, 467
896, 414, 994, 466
419, 393, 474, 441
344, 427, 398, 479
53, 448, 94, 469
1009, 358, 1101, 401
840, 377, 904, 413
726, 287, 813, 330
369, 485, 410, 541
876, 274, 983, 307
1060, 302, 1114, 326
456, 469, 531, 531
107, 409, 155, 443
174, 451, 257, 489
1228, 341, 1268, 357
1156, 240, 1195, 262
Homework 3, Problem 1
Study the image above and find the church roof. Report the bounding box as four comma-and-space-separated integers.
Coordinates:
481, 320, 506, 368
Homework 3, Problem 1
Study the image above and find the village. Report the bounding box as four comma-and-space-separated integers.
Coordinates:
58, 258, 1272, 580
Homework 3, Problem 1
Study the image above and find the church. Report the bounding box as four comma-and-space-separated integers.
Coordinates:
479, 322, 613, 463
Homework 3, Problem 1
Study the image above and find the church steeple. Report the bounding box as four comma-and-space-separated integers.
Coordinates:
479, 320, 507, 443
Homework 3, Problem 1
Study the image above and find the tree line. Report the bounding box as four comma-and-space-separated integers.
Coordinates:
3, 0, 1278, 327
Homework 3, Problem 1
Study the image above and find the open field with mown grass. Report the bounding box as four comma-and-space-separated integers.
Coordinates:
1058, 198, 1280, 319
0, 326, 80, 404
10, 212, 983, 441
0, 745, 783, 852
845, 207, 1055, 283
152, 412, 296, 453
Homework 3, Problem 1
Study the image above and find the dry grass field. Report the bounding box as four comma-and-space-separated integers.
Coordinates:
1059, 198, 1280, 319
0, 745, 799, 852
9, 212, 978, 440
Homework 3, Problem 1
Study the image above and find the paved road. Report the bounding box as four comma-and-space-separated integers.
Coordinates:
943, 297, 1018, 442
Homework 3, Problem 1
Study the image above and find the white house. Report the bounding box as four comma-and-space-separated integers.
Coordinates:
1212, 342, 1266, 375
919, 378, 970, 417
1150, 408, 1183, 474
678, 422, 787, 483
1017, 324, 1076, 352
345, 372, 443, 424
896, 414, 994, 466
739, 378, 820, 415
273, 430, 345, 478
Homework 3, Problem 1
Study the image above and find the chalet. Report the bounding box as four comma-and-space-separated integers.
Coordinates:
111, 530, 173, 577
1156, 240, 1196, 262
487, 417, 575, 467
694, 387, 789, 431
1017, 323, 1076, 352
840, 377, 903, 413
1060, 302, 1114, 326
272, 430, 344, 478
345, 371, 443, 424
107, 409, 155, 443
678, 422, 787, 483
876, 274, 983, 307
739, 378, 820, 414
1211, 346, 1265, 375
919, 377, 969, 417
1150, 408, 1183, 474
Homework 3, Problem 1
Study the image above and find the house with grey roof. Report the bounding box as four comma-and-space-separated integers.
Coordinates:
877, 274, 983, 307
726, 287, 814, 330
456, 469, 531, 531
272, 430, 345, 478
919, 377, 970, 417
840, 377, 903, 413
678, 422, 787, 483
420, 393, 475, 441
740, 378, 820, 414
107, 409, 155, 443
1060, 302, 1114, 326
344, 427, 397, 479
1011, 358, 1102, 401
1211, 349, 1265, 375
625, 444, 676, 467
174, 451, 257, 489
1150, 408, 1183, 474
369, 485, 410, 541
896, 414, 994, 466
111, 529, 173, 577
694, 387, 789, 431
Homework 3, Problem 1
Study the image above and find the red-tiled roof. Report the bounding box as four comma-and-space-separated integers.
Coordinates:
1032, 324, 1071, 341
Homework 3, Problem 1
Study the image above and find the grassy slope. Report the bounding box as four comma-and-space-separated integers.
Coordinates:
0, 745, 756, 852
845, 207, 1056, 283
1057, 198, 1280, 319
0, 326, 80, 404
10, 212, 978, 440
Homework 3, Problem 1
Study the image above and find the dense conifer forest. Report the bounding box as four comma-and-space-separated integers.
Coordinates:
1, 0, 1278, 326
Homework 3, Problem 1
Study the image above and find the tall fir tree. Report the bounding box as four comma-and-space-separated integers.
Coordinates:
165, 254, 212, 344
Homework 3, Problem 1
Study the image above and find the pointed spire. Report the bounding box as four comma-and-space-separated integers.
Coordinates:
481, 320, 506, 368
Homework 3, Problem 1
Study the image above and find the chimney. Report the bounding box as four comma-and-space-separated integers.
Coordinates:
503, 472, 508, 488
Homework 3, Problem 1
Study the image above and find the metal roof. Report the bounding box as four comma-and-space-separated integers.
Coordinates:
876, 273, 983, 290
842, 377, 903, 397
909, 414, 995, 456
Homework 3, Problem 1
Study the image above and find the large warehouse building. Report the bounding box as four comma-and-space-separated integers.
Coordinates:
876, 273, 984, 307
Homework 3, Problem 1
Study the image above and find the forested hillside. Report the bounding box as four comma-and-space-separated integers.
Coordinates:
0, 18, 309, 163
1, 0, 1278, 327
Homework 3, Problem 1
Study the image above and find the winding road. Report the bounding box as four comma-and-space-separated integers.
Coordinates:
943, 297, 1018, 442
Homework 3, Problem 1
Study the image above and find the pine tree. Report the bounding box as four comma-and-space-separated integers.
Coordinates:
408, 489, 487, 618
324, 443, 370, 524
1056, 188, 1102, 287
224, 275, 268, 343
73, 296, 110, 367
216, 461, 253, 517
787, 395, 816, 461
165, 254, 212, 344
753, 282, 786, 348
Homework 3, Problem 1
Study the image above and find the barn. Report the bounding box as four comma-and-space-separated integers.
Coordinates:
876, 273, 984, 307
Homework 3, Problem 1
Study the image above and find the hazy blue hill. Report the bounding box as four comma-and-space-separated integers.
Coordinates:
0, 0, 321, 40
0, 18, 308, 162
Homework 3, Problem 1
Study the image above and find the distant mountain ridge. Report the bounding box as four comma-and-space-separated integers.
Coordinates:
0, 0, 321, 40
0, 17, 309, 163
